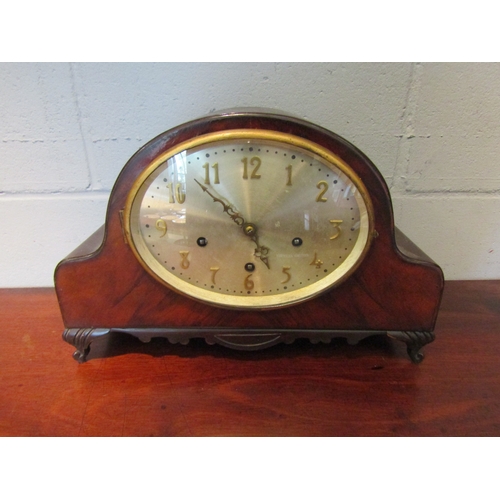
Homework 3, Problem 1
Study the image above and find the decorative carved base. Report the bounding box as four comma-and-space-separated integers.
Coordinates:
116, 328, 382, 352
62, 328, 111, 363
388, 331, 436, 363
62, 327, 435, 363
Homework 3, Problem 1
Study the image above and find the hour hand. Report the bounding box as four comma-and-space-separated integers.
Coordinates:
242, 223, 270, 269
195, 180, 270, 269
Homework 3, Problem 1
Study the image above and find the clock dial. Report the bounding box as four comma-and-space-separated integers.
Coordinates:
125, 130, 374, 309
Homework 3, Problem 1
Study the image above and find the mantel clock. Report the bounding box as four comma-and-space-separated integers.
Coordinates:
55, 109, 444, 363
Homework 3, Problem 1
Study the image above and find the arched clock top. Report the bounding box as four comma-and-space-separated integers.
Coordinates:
106, 110, 395, 240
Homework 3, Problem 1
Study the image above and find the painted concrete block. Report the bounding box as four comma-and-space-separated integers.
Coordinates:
407, 63, 500, 193
71, 62, 411, 189
0, 63, 89, 192
393, 194, 500, 279
0, 194, 108, 287
1, 62, 499, 285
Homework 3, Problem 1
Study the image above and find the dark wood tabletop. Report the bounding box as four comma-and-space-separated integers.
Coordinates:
1, 280, 499, 437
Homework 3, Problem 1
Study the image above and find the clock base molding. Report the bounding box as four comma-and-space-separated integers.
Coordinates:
62, 328, 111, 363
388, 330, 435, 364
62, 327, 435, 364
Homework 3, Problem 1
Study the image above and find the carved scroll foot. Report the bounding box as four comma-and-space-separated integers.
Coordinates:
62, 328, 111, 363
388, 331, 435, 363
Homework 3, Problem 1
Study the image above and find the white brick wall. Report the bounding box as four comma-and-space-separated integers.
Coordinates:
1, 62, 499, 287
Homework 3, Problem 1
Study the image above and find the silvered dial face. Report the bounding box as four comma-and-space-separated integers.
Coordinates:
125, 130, 374, 309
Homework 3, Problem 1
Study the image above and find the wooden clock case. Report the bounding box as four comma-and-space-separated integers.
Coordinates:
54, 109, 444, 363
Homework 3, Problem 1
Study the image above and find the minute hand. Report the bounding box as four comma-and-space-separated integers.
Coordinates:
194, 179, 270, 269
194, 179, 245, 226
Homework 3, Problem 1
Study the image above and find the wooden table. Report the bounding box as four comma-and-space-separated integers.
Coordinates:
1, 280, 499, 436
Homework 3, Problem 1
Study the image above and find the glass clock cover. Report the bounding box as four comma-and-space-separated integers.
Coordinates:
124, 130, 374, 309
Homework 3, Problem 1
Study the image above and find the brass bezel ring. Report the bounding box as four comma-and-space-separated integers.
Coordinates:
123, 129, 376, 310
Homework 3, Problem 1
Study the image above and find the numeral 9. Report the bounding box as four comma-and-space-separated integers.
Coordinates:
155, 219, 167, 237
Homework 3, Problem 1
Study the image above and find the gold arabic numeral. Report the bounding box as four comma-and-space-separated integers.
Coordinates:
167, 182, 186, 204
316, 181, 329, 202
281, 266, 291, 284
213, 163, 220, 184
242, 157, 249, 179
242, 156, 261, 180
329, 219, 343, 240
309, 252, 323, 269
179, 251, 190, 269
244, 273, 255, 290
175, 183, 186, 204
166, 182, 175, 203
202, 163, 210, 184
155, 219, 167, 237
210, 267, 220, 285
250, 157, 262, 179
285, 165, 293, 186
202, 162, 220, 185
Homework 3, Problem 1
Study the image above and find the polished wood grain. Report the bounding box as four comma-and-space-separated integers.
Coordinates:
1, 280, 499, 436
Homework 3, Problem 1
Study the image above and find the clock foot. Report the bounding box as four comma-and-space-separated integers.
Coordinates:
62, 328, 111, 363
388, 331, 435, 363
